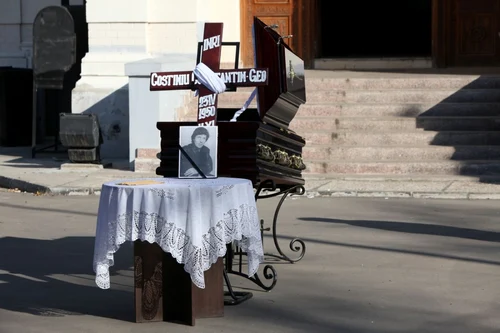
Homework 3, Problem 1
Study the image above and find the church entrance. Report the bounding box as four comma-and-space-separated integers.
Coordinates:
239, 0, 500, 68
318, 0, 432, 58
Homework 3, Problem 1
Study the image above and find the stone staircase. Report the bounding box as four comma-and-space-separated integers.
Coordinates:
296, 74, 500, 172
137, 70, 500, 199
222, 70, 500, 198
290, 71, 500, 198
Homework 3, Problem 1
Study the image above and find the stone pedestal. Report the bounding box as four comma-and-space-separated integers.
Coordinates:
125, 55, 197, 171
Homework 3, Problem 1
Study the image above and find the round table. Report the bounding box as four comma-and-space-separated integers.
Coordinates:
93, 177, 264, 290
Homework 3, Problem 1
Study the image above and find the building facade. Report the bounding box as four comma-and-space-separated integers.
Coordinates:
240, 0, 500, 69
1, 0, 498, 164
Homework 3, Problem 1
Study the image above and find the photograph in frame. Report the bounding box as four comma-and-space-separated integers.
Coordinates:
178, 126, 218, 179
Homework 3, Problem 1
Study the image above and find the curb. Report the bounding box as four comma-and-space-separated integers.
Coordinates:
1, 175, 500, 199
48, 187, 102, 196
302, 190, 500, 200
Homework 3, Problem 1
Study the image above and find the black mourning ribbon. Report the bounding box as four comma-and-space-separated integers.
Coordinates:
179, 144, 207, 179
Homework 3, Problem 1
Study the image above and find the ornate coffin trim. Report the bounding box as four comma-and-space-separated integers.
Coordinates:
290, 155, 306, 170
257, 144, 275, 162
256, 144, 306, 170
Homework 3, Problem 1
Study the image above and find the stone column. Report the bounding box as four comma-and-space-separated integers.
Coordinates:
73, 0, 241, 164
124, 0, 201, 171
125, 55, 197, 171
71, 0, 153, 159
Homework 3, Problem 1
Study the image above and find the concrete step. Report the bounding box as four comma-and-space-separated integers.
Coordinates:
134, 158, 160, 173
306, 89, 500, 104
291, 116, 500, 132
218, 91, 255, 107
304, 76, 500, 91
218, 87, 500, 109
303, 174, 500, 199
302, 130, 500, 146
304, 160, 500, 175
303, 145, 500, 161
297, 103, 500, 118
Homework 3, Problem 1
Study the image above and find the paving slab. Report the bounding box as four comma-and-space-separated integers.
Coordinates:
1, 193, 500, 332
316, 179, 451, 193
305, 175, 500, 199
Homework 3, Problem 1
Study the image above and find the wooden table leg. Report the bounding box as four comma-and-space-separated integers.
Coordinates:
134, 240, 224, 326
134, 240, 164, 322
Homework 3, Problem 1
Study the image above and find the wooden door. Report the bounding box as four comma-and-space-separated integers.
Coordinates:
239, 0, 320, 68
449, 0, 500, 65
240, 0, 301, 67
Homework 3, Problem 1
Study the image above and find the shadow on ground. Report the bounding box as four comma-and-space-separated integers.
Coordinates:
2, 196, 500, 333
298, 217, 500, 243
1, 233, 499, 333
0, 236, 135, 321
0, 146, 131, 171
0, 147, 69, 169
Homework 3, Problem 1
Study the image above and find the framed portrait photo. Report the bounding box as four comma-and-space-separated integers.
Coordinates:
178, 126, 218, 179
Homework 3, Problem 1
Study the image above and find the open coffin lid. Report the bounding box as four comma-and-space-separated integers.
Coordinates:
252, 17, 306, 130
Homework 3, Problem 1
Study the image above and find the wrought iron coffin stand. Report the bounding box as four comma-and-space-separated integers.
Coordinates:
223, 179, 306, 305
156, 17, 308, 305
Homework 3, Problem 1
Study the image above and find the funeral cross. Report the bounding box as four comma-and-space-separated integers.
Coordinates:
149, 23, 269, 126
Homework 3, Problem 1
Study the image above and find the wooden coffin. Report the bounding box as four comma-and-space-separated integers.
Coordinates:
156, 119, 305, 190
156, 17, 307, 190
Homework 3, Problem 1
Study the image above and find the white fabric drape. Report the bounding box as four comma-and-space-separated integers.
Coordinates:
192, 62, 258, 121
193, 62, 226, 96
230, 88, 258, 122
93, 177, 264, 289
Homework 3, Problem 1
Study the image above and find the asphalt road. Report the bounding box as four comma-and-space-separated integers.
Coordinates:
0, 192, 499, 333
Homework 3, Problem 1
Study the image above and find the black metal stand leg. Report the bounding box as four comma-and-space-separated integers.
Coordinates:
223, 242, 278, 305
31, 85, 38, 158
226, 262, 278, 291
255, 180, 307, 263
224, 243, 253, 305
223, 268, 253, 305
222, 180, 308, 306
267, 185, 306, 263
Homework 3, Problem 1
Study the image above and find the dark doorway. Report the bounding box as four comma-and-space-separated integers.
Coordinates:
319, 0, 432, 57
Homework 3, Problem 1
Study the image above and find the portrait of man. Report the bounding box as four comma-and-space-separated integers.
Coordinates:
178, 126, 218, 178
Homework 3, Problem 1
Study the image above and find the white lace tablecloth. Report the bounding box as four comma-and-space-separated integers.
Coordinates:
93, 177, 263, 289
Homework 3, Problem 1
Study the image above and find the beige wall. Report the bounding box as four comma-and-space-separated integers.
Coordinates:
198, 0, 240, 41
0, 0, 241, 68
147, 0, 241, 63
82, 0, 241, 77
198, 0, 241, 65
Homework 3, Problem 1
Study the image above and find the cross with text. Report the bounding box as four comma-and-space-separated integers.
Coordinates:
149, 23, 269, 126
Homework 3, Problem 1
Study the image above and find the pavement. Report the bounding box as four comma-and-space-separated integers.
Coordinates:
2, 146, 500, 199
0, 191, 499, 333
